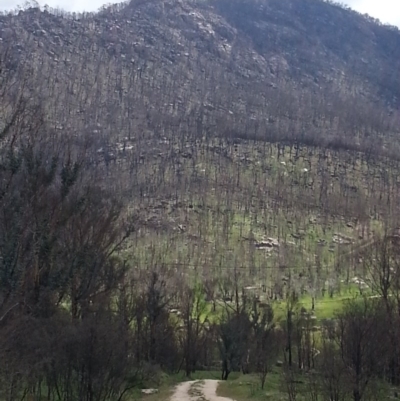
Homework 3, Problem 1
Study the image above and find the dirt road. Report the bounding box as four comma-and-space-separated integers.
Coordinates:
170, 380, 235, 401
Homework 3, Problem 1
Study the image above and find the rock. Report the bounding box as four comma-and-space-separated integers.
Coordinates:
255, 238, 280, 249
141, 389, 158, 395
332, 233, 352, 245
276, 360, 283, 367
244, 286, 258, 291
255, 241, 273, 248
267, 237, 280, 247
292, 231, 305, 239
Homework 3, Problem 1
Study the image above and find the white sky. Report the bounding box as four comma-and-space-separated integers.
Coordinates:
0, 0, 399, 27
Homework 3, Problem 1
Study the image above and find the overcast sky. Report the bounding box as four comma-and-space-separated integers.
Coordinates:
0, 0, 399, 27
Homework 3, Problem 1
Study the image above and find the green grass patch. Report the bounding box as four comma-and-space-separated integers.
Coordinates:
273, 284, 372, 323
217, 370, 290, 401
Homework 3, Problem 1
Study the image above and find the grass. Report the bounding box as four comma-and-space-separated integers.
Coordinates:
199, 282, 370, 329
217, 371, 287, 401
273, 283, 370, 322
124, 138, 391, 295
217, 371, 395, 401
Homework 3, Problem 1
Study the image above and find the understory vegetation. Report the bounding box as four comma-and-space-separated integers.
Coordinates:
1, 3, 400, 401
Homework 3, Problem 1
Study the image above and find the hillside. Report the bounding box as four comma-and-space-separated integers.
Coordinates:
0, 0, 399, 289
2, 1, 400, 399
0, 0, 399, 154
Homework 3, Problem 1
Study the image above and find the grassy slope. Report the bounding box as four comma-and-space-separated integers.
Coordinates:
130, 139, 398, 401
125, 138, 396, 304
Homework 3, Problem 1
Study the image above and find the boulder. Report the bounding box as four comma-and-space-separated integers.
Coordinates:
141, 389, 158, 395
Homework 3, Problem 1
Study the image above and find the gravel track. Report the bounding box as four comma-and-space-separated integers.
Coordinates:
170, 379, 235, 401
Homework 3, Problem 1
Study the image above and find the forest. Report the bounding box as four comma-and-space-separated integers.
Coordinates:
1, 0, 400, 400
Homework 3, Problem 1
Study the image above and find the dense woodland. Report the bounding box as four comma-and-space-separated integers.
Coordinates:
1, 0, 400, 400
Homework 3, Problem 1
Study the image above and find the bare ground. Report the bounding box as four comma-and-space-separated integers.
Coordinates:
170, 380, 235, 401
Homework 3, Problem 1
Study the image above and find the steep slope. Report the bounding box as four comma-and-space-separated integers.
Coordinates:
213, 0, 400, 104
0, 0, 399, 156
1, 0, 400, 311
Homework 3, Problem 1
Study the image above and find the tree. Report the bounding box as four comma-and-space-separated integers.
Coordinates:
216, 270, 253, 380
250, 301, 281, 389
318, 326, 347, 401
217, 308, 251, 380
0, 45, 139, 401
364, 235, 400, 384
179, 282, 210, 377
284, 291, 299, 368
335, 297, 387, 401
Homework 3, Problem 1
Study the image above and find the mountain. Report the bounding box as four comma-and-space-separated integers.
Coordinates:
3, 2, 400, 396
0, 0, 399, 156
